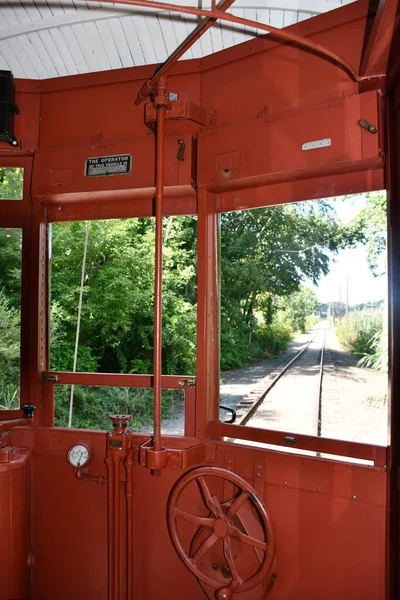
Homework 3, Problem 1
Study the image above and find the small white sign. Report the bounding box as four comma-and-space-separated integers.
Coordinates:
301, 138, 332, 151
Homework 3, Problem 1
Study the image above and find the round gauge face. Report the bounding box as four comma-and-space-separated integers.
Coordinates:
67, 444, 91, 468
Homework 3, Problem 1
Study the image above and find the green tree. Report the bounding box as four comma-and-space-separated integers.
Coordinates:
0, 291, 20, 408
50, 217, 197, 377
347, 192, 387, 276
279, 286, 319, 333
0, 167, 23, 200
220, 201, 356, 367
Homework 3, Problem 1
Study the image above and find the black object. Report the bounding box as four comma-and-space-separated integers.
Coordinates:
21, 404, 35, 419
0, 71, 19, 147
219, 405, 237, 424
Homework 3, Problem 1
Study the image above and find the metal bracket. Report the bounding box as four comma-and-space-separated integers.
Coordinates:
178, 378, 196, 388
145, 99, 211, 128
177, 139, 186, 161
358, 118, 377, 134
42, 373, 59, 382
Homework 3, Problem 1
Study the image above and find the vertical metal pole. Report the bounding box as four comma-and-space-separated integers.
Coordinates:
153, 78, 167, 469
68, 220, 90, 428
113, 457, 121, 600
105, 456, 114, 600
126, 450, 134, 600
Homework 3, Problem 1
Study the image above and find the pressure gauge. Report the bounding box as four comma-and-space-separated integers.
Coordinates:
67, 443, 91, 469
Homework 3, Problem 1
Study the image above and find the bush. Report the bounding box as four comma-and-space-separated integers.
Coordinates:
54, 385, 183, 430
335, 309, 383, 361
256, 322, 293, 358
220, 320, 293, 371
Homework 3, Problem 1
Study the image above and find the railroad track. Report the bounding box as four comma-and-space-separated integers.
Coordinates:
234, 327, 326, 437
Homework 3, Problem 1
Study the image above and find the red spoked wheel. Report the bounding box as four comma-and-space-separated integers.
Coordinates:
167, 467, 276, 597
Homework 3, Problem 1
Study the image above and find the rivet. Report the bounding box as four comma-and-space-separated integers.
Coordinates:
352, 495, 357, 500
284, 481, 288, 485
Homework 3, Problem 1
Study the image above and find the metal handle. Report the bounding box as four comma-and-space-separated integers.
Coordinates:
219, 405, 237, 424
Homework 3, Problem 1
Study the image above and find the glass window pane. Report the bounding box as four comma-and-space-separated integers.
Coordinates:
54, 385, 184, 434
49, 216, 197, 376
0, 228, 21, 409
0, 167, 24, 200
219, 193, 388, 449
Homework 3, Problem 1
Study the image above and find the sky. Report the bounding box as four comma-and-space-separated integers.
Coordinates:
306, 193, 387, 306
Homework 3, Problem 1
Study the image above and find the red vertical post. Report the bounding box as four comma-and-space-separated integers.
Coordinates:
196, 190, 219, 439
153, 77, 168, 468
105, 455, 114, 600
113, 456, 121, 600
30, 199, 49, 426
125, 450, 134, 600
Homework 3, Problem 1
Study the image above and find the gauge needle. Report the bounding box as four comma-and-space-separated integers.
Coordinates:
77, 450, 83, 467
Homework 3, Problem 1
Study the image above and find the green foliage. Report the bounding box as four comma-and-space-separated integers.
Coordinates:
220, 201, 353, 368
0, 228, 22, 308
0, 291, 20, 408
347, 192, 387, 276
278, 286, 319, 333
336, 309, 383, 360
55, 385, 183, 431
50, 217, 197, 377
0, 168, 23, 200
358, 330, 387, 371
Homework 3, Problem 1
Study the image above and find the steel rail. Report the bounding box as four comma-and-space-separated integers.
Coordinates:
238, 326, 327, 444
317, 327, 325, 438
76, 0, 364, 83
134, 0, 237, 104
238, 332, 317, 426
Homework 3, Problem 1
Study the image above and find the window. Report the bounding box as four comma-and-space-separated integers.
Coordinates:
0, 228, 21, 409
49, 216, 197, 431
219, 193, 388, 451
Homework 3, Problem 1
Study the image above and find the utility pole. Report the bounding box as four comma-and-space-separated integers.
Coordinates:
346, 273, 349, 320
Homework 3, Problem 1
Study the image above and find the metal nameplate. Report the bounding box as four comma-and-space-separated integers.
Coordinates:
301, 138, 332, 151
85, 154, 132, 177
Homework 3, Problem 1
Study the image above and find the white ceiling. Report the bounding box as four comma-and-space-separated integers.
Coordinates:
0, 0, 355, 79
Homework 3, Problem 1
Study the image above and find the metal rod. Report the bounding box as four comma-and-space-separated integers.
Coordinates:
153, 77, 167, 459
113, 457, 121, 600
68, 220, 90, 428
105, 456, 114, 600
125, 451, 134, 600
134, 0, 236, 104
317, 327, 325, 438
76, 0, 362, 84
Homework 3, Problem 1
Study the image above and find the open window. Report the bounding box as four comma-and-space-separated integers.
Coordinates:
47, 216, 197, 434
0, 227, 22, 410
217, 193, 388, 464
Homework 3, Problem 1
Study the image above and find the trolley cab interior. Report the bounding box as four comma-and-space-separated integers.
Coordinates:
0, 0, 399, 598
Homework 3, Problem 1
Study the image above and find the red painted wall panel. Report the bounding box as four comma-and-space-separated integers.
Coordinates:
0, 448, 31, 600
10, 429, 386, 600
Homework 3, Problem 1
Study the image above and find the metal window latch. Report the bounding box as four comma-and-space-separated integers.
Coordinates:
178, 378, 196, 388
358, 118, 377, 134
177, 139, 186, 161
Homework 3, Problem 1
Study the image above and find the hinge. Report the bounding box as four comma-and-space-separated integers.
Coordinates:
178, 378, 196, 388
